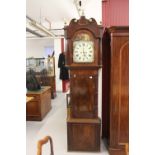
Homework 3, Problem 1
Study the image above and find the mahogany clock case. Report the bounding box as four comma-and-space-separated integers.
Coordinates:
65, 16, 102, 152
67, 118, 101, 152
70, 69, 98, 118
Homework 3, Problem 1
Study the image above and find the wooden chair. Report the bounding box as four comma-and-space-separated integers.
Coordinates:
37, 136, 54, 155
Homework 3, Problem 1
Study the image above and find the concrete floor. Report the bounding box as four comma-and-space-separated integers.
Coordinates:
26, 92, 109, 155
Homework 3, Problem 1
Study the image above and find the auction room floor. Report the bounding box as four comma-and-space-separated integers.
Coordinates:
26, 92, 109, 155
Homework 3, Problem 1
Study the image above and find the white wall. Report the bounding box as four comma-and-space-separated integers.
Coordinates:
26, 38, 54, 58
54, 38, 62, 92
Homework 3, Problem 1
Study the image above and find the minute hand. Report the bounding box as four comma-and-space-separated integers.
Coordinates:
83, 45, 86, 56
83, 46, 87, 56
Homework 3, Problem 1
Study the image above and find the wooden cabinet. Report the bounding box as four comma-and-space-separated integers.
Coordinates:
102, 27, 129, 155
26, 86, 51, 121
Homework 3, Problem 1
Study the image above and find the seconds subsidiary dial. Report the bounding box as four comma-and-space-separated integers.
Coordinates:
73, 41, 94, 63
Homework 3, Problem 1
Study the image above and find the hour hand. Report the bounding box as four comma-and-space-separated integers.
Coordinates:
82, 46, 85, 56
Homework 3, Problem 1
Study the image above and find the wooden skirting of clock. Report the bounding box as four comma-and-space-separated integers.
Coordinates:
64, 16, 102, 152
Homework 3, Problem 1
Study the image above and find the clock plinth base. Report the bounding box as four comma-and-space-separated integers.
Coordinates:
67, 118, 101, 152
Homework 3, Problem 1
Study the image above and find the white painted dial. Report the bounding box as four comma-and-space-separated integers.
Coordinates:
73, 41, 94, 63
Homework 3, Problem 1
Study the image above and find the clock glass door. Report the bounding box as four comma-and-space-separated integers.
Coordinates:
72, 32, 95, 64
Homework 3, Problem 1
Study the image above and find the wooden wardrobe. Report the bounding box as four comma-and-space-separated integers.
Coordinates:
102, 26, 129, 155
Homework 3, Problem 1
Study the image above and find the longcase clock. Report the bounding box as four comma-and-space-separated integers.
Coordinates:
64, 16, 102, 152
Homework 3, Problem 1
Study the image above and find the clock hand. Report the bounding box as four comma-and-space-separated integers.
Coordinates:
83, 45, 87, 56
82, 45, 85, 56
